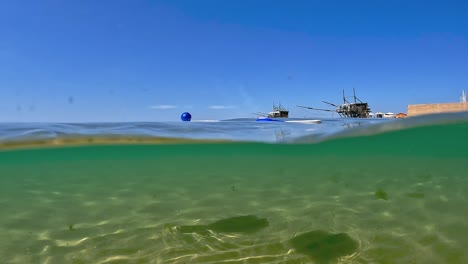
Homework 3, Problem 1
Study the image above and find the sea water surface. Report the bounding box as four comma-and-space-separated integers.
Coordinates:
1, 114, 467, 263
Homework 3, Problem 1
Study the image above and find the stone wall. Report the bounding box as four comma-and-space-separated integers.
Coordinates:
407, 102, 468, 116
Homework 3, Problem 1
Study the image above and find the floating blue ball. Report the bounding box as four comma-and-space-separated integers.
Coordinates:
180, 112, 192, 121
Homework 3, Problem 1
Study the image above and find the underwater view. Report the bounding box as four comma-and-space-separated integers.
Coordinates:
1, 114, 467, 264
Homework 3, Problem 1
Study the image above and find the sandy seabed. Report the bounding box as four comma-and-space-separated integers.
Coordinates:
0, 144, 467, 264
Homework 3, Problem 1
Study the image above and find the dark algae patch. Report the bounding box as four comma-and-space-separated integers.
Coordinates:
208, 215, 269, 233
290, 230, 359, 263
375, 188, 388, 200
178, 215, 269, 234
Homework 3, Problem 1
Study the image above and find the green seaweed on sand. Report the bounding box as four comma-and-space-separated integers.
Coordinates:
178, 215, 269, 234
289, 230, 359, 263
375, 189, 388, 200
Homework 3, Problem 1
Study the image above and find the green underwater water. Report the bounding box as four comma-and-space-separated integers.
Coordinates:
0, 122, 468, 263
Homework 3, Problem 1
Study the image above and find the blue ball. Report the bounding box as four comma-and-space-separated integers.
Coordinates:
180, 112, 192, 121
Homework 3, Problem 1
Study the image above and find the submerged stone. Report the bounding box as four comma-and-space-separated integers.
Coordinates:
375, 189, 388, 200
290, 230, 358, 263
178, 215, 269, 234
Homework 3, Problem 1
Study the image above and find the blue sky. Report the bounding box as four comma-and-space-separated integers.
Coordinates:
0, 0, 467, 122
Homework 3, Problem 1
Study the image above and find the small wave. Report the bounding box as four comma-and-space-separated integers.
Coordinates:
291, 112, 468, 143
191, 120, 221, 122
0, 113, 467, 147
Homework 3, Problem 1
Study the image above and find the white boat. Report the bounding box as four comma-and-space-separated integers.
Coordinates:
285, 120, 321, 124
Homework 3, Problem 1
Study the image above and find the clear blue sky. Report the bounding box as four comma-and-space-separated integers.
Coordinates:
0, 0, 467, 122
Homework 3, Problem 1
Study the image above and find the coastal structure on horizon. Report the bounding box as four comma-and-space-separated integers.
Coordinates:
253, 102, 289, 118
407, 90, 468, 116
297, 89, 371, 118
